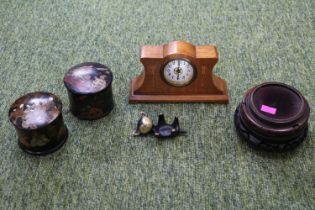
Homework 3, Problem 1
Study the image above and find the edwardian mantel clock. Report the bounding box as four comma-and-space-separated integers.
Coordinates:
129, 41, 229, 103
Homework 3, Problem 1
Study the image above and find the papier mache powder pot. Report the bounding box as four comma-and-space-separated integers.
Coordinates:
234, 82, 310, 151
9, 92, 68, 155
64, 62, 114, 120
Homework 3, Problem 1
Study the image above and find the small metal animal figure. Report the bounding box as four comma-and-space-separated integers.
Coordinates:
133, 113, 186, 138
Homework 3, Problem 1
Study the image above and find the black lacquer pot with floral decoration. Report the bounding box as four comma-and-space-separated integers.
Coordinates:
64, 62, 114, 120
9, 92, 68, 155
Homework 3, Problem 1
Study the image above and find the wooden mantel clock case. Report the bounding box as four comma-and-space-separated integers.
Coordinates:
129, 41, 229, 103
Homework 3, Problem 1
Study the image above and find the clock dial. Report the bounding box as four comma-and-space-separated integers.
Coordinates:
162, 59, 195, 86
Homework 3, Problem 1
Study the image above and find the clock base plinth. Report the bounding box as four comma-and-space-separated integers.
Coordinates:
129, 94, 229, 103
129, 76, 229, 103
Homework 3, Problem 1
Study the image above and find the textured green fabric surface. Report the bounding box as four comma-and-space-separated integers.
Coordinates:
0, 0, 314, 209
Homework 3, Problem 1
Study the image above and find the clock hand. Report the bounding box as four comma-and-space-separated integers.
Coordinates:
174, 67, 181, 80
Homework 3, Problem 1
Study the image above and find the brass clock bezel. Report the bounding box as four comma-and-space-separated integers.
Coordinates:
160, 58, 197, 87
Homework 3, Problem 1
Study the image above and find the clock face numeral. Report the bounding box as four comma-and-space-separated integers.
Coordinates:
163, 59, 195, 86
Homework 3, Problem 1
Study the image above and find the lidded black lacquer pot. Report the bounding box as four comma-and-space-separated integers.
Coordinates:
64, 62, 114, 120
9, 92, 68, 155
234, 82, 310, 151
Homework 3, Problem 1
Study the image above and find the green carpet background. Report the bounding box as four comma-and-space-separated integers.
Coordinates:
0, 0, 314, 209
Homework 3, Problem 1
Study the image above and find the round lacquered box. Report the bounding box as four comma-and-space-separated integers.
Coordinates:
64, 62, 114, 120
9, 92, 68, 155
